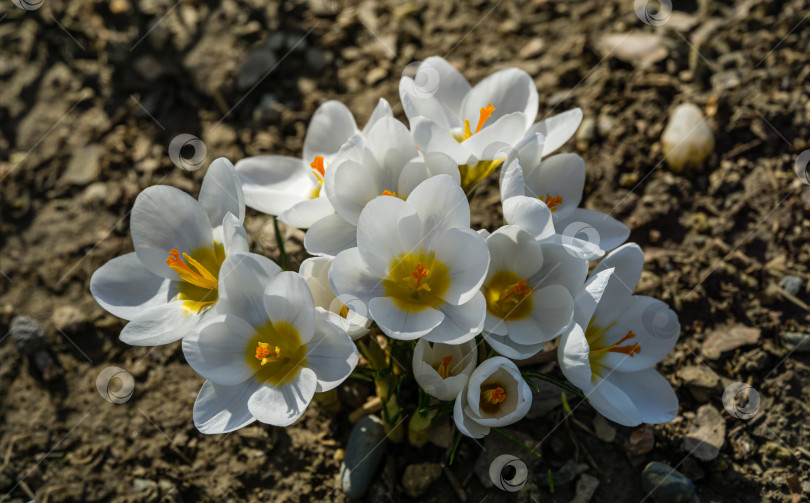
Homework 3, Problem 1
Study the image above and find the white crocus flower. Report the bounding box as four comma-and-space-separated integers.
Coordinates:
481, 225, 586, 359
329, 174, 489, 344
453, 356, 532, 438
299, 256, 371, 340
304, 115, 460, 256
400, 56, 582, 191
500, 135, 630, 260
557, 243, 680, 426
183, 252, 359, 433
412, 338, 477, 401
90, 158, 248, 346
235, 98, 393, 228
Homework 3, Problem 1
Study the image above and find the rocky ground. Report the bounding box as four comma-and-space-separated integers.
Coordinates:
1, 0, 810, 501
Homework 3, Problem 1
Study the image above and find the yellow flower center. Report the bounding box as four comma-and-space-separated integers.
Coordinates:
480, 384, 506, 414
459, 103, 496, 141
454, 103, 502, 193
483, 270, 533, 321
542, 193, 563, 213
247, 320, 308, 386
585, 320, 641, 381
383, 250, 451, 312
436, 355, 453, 379
166, 243, 225, 313
310, 156, 326, 199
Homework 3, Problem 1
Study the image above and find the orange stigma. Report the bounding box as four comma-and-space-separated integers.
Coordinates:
543, 194, 563, 212
436, 355, 453, 379
255, 342, 283, 365
482, 386, 506, 405
502, 280, 531, 304
382, 190, 398, 197
310, 156, 326, 184
166, 249, 218, 289
591, 330, 641, 357
462, 103, 497, 140
403, 263, 431, 292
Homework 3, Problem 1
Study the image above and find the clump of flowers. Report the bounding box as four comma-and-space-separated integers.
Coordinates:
92, 57, 680, 457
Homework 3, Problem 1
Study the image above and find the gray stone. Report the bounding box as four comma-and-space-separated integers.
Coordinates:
701, 325, 760, 360
779, 275, 802, 296
63, 144, 104, 186
592, 414, 616, 443
539, 460, 588, 487
253, 94, 285, 124
237, 48, 277, 91
641, 462, 695, 503
682, 404, 725, 461
401, 463, 442, 498
571, 473, 600, 503
340, 415, 387, 499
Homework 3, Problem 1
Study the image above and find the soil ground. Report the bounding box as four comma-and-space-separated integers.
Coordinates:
1, 0, 810, 501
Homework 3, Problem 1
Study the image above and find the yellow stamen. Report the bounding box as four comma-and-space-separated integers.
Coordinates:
483, 271, 533, 321
310, 155, 326, 184
590, 330, 641, 357
461, 103, 497, 141
166, 249, 218, 290
339, 303, 350, 318
542, 193, 563, 213
382, 190, 398, 197
403, 263, 431, 292
481, 386, 506, 405
383, 250, 451, 312
436, 355, 453, 379
255, 342, 283, 365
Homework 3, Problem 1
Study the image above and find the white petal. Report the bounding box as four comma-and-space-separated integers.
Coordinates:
199, 157, 245, 226
507, 285, 573, 345
263, 271, 316, 343
556, 208, 630, 254
585, 377, 643, 427
411, 117, 473, 164
453, 385, 490, 439
524, 153, 584, 222
528, 108, 583, 157
356, 195, 422, 276
397, 152, 461, 197
412, 339, 476, 401
424, 292, 486, 345
483, 330, 544, 360
304, 213, 358, 257
574, 268, 613, 328
405, 174, 470, 249
499, 158, 527, 201
485, 225, 544, 281
306, 310, 359, 392
400, 56, 469, 128
461, 68, 538, 131
434, 228, 489, 304
278, 196, 335, 229
131, 186, 213, 279
591, 242, 644, 295
532, 242, 589, 295
90, 252, 171, 320
247, 368, 317, 427
362, 98, 394, 134
303, 101, 358, 162
325, 158, 382, 225
221, 213, 249, 255
218, 252, 281, 327
300, 256, 336, 310
235, 156, 314, 216
597, 296, 680, 372
460, 112, 527, 160
120, 301, 200, 346
182, 314, 256, 385
369, 297, 445, 340
328, 248, 384, 311
502, 196, 555, 241
363, 116, 418, 176
193, 379, 258, 434
609, 368, 679, 424
557, 324, 592, 390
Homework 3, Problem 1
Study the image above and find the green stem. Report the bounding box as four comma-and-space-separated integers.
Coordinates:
273, 217, 287, 270
448, 430, 463, 465
522, 371, 587, 400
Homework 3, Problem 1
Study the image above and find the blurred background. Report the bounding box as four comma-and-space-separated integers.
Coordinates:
1, 0, 809, 501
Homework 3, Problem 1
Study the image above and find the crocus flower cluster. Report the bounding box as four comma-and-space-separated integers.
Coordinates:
92, 57, 680, 440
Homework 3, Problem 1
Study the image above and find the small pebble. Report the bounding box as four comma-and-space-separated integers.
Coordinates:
571, 473, 600, 503
340, 415, 387, 499
779, 275, 802, 296
641, 462, 695, 503
682, 404, 725, 461
11, 316, 59, 382
401, 463, 442, 498
661, 103, 714, 173
592, 414, 616, 443
624, 426, 655, 456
